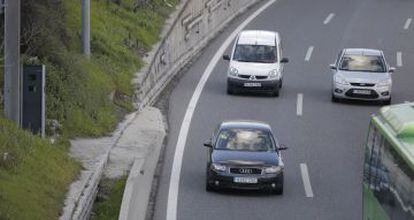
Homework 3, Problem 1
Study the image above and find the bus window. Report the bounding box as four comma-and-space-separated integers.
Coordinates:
379, 141, 414, 220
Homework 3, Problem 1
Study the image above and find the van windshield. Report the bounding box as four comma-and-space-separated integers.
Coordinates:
233, 45, 277, 63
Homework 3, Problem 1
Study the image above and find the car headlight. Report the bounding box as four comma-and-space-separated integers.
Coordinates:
334, 75, 349, 85
264, 166, 283, 174
268, 69, 280, 79
377, 79, 392, 87
228, 67, 238, 76
211, 163, 226, 172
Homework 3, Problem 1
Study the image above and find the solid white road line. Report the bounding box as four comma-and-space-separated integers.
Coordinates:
305, 46, 314, 62
297, 93, 303, 116
397, 52, 403, 67
323, 13, 335, 25
404, 18, 412, 30
166, 1, 279, 220
300, 163, 314, 198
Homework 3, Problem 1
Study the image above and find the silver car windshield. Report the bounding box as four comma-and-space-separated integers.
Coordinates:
215, 128, 274, 152
339, 55, 386, 72
233, 45, 277, 63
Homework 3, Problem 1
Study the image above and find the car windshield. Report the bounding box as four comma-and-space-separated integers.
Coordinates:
233, 44, 277, 63
339, 54, 386, 72
215, 128, 274, 152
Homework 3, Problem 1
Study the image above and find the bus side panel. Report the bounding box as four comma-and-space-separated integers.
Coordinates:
363, 184, 389, 220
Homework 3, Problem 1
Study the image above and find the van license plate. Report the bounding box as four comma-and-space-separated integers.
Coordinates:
234, 177, 258, 184
244, 83, 261, 87
353, 90, 371, 95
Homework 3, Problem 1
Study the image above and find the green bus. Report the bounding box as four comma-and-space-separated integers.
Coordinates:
363, 103, 414, 220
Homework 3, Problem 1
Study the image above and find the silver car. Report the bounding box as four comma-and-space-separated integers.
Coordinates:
330, 48, 394, 104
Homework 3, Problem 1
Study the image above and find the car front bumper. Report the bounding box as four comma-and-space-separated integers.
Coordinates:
206, 169, 283, 191
332, 83, 391, 101
227, 77, 280, 92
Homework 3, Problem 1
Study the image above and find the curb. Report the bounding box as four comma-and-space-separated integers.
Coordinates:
60, 112, 139, 220
118, 130, 165, 220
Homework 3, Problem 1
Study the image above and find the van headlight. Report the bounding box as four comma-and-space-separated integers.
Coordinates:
228, 67, 238, 76
264, 166, 282, 174
377, 79, 392, 87
334, 75, 349, 85
211, 163, 226, 172
268, 69, 280, 79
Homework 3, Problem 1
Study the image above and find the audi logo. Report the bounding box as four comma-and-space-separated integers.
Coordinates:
239, 168, 252, 174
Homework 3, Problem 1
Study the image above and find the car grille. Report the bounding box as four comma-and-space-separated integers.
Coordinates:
345, 89, 379, 99
230, 167, 262, 175
350, 83, 375, 87
238, 74, 268, 80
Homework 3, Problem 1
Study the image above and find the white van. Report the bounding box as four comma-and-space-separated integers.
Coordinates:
223, 30, 288, 96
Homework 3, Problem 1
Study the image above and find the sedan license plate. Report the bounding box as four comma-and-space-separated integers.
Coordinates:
234, 177, 258, 184
244, 82, 261, 87
353, 89, 371, 95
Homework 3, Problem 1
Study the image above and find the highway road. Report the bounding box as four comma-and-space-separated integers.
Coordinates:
151, 0, 414, 219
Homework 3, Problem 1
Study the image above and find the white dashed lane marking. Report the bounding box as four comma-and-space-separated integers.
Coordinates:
305, 46, 314, 62
297, 93, 303, 116
397, 52, 403, 67
404, 18, 412, 30
323, 13, 335, 25
300, 163, 314, 198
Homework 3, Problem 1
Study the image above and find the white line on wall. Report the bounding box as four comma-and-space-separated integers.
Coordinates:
397, 52, 403, 67
300, 163, 314, 198
305, 46, 314, 62
166, 1, 279, 220
297, 93, 303, 116
404, 18, 412, 30
323, 13, 335, 25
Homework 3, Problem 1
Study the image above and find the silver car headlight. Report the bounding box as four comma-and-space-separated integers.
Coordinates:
228, 67, 238, 76
377, 79, 392, 87
211, 163, 226, 172
268, 69, 280, 79
264, 166, 283, 174
334, 75, 349, 85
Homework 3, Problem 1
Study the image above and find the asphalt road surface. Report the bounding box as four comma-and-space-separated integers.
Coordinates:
151, 0, 414, 219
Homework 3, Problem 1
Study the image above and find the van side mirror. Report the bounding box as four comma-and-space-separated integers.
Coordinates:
203, 140, 213, 148
278, 144, 288, 151
281, 58, 289, 63
329, 64, 336, 70
389, 67, 395, 73
223, 55, 230, 61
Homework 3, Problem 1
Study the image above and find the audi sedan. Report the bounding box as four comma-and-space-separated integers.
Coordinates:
330, 48, 394, 104
204, 120, 287, 194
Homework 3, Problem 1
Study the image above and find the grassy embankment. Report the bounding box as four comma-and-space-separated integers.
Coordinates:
0, 0, 177, 219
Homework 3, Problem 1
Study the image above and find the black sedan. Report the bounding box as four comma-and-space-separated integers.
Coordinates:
204, 120, 287, 194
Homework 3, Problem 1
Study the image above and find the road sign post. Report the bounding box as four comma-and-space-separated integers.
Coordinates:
4, 0, 22, 125
82, 0, 91, 57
